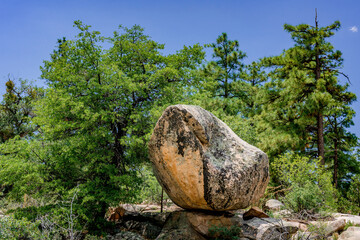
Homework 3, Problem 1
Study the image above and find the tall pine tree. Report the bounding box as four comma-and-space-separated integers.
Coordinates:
202, 33, 247, 115
259, 13, 351, 164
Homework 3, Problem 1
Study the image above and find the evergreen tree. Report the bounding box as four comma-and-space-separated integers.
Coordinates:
34, 21, 204, 231
188, 33, 260, 145
241, 61, 268, 118
324, 85, 358, 188
202, 33, 247, 115
258, 15, 351, 164
0, 79, 41, 143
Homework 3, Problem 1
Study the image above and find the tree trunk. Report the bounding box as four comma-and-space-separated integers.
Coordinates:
160, 188, 164, 213
315, 13, 325, 164
333, 117, 339, 188
317, 112, 325, 165
112, 119, 128, 174
333, 138, 339, 188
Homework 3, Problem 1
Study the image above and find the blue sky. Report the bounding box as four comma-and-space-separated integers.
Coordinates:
0, 0, 359, 136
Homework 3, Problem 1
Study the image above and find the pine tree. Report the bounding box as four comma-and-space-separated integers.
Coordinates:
324, 84, 358, 188
0, 79, 41, 143
259, 13, 350, 164
36, 21, 204, 231
202, 33, 247, 115
192, 33, 259, 145
241, 61, 268, 117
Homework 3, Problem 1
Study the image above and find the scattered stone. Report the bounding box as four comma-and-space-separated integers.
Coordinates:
157, 211, 298, 240
265, 199, 284, 211
156, 211, 208, 240
186, 211, 240, 236
273, 209, 292, 219
292, 231, 313, 240
113, 212, 169, 239
119, 203, 182, 213
107, 206, 126, 222
244, 217, 298, 240
243, 207, 269, 220
148, 105, 269, 211
323, 219, 346, 236
120, 204, 141, 212
106, 209, 304, 240
338, 226, 360, 240
333, 213, 360, 225
296, 219, 346, 239
309, 219, 346, 236
281, 220, 307, 232
111, 231, 145, 240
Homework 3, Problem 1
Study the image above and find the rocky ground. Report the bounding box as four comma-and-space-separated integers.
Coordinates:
105, 200, 360, 240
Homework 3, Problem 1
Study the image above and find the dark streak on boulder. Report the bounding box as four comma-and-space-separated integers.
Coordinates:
149, 105, 269, 211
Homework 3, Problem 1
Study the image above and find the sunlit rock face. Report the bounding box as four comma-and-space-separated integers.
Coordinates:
148, 105, 269, 211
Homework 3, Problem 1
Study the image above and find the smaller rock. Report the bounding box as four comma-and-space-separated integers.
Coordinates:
265, 199, 284, 211
186, 211, 239, 236
282, 221, 307, 232
338, 226, 360, 240
113, 212, 169, 239
308, 219, 346, 237
243, 207, 269, 220
323, 219, 346, 236
273, 209, 292, 219
333, 213, 360, 225
113, 231, 145, 240
107, 206, 126, 222
156, 211, 207, 240
121, 204, 140, 212
292, 231, 313, 240
245, 217, 298, 239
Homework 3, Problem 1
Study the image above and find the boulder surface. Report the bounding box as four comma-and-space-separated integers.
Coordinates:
338, 226, 360, 240
148, 105, 269, 211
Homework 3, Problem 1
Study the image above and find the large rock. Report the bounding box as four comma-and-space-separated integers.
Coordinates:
112, 212, 169, 239
148, 105, 269, 211
106, 208, 301, 240
156, 210, 297, 240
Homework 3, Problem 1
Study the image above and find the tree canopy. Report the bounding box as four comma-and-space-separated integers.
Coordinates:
0, 17, 358, 236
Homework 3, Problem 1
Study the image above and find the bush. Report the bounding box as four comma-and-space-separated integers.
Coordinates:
271, 153, 337, 213
0, 215, 42, 240
8, 205, 57, 222
137, 164, 170, 205
340, 174, 360, 215
282, 182, 324, 213
208, 224, 242, 240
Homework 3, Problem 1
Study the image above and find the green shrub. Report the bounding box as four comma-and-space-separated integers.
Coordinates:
282, 182, 324, 213
137, 164, 170, 204
0, 215, 42, 240
208, 224, 242, 240
271, 153, 337, 213
8, 205, 57, 222
346, 174, 360, 214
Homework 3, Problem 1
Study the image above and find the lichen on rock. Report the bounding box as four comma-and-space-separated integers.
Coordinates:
148, 105, 269, 211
